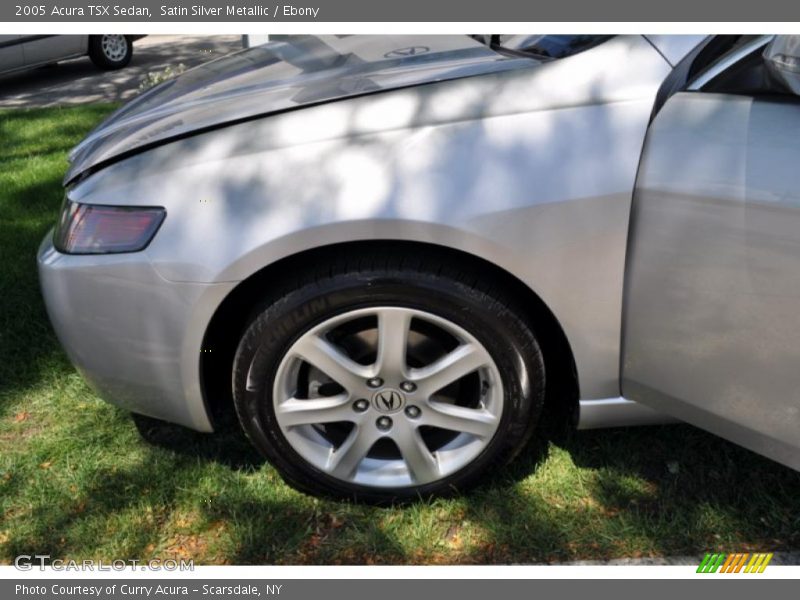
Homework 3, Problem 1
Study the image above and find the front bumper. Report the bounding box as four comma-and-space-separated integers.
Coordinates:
37, 232, 236, 432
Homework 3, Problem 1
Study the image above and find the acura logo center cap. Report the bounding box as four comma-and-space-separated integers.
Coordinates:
372, 388, 405, 413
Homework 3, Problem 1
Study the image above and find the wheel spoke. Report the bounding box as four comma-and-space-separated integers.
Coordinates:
411, 343, 490, 396
276, 394, 354, 427
273, 306, 505, 488
326, 426, 380, 479
421, 401, 498, 439
375, 308, 412, 374
394, 422, 440, 484
292, 334, 372, 392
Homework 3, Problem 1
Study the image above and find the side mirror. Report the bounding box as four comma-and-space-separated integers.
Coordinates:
764, 35, 800, 95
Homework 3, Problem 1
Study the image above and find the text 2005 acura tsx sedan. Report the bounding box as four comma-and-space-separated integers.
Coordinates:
38, 34, 800, 502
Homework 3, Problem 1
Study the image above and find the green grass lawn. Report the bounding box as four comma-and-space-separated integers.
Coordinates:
1, 105, 799, 565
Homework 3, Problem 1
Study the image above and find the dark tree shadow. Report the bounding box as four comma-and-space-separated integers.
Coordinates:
131, 413, 264, 471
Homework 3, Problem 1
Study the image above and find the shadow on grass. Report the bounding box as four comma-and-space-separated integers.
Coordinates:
132, 413, 264, 471
112, 412, 800, 564
0, 105, 117, 407
388, 421, 800, 564
2, 408, 405, 565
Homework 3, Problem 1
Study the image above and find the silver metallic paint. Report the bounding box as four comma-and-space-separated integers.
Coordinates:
21, 35, 85, 67
0, 35, 101, 75
643, 35, 708, 66
623, 92, 800, 470
40, 35, 698, 432
577, 398, 678, 430
38, 237, 234, 431
0, 35, 24, 72
65, 35, 536, 184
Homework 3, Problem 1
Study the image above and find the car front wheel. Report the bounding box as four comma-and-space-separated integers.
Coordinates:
232, 252, 546, 503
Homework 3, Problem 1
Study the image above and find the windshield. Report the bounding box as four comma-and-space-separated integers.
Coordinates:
489, 35, 614, 59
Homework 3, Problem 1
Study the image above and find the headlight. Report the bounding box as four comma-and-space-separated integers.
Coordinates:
53, 199, 166, 254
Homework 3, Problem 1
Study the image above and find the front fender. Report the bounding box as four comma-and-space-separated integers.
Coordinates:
66, 34, 670, 400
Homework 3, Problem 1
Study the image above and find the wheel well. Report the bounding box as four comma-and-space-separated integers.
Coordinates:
200, 241, 579, 430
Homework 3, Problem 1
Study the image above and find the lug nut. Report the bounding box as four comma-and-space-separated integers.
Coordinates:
366, 377, 384, 388
405, 405, 421, 419
400, 381, 417, 393
376, 416, 393, 431
353, 399, 369, 412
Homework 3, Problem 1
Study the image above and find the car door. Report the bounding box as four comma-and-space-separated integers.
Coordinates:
0, 35, 24, 73
623, 35, 800, 471
21, 35, 84, 67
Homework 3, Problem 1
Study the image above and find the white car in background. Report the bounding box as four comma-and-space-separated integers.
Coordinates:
0, 35, 142, 75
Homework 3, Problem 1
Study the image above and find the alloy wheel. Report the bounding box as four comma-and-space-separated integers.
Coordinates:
270, 307, 504, 488
100, 35, 129, 62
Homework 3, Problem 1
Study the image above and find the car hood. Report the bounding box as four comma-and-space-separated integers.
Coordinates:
65, 35, 535, 185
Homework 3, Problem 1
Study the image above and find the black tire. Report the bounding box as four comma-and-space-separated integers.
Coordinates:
232, 252, 546, 503
88, 35, 133, 70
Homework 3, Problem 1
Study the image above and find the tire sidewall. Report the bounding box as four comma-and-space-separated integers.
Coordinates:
89, 35, 132, 69
233, 271, 545, 503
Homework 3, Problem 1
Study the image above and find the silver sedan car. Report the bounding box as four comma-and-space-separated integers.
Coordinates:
38, 34, 800, 502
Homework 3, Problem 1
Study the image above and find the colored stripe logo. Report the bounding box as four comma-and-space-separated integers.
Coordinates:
697, 552, 773, 573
